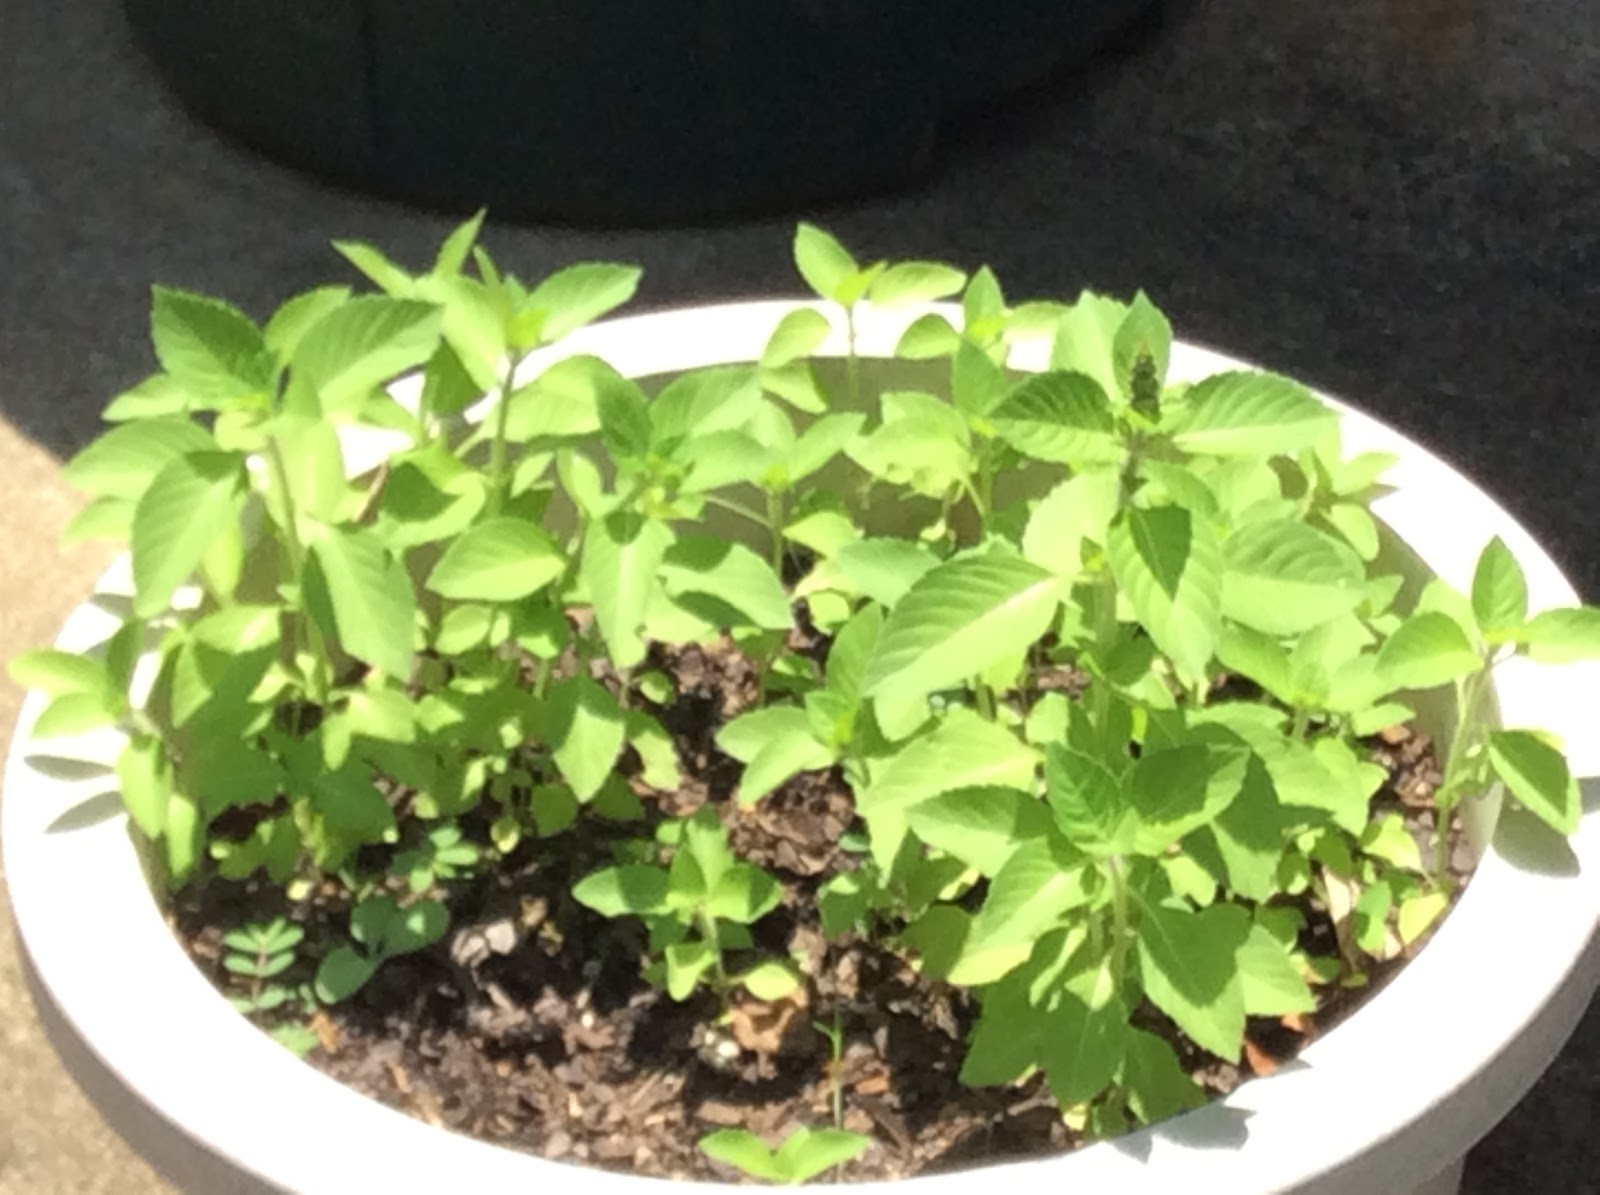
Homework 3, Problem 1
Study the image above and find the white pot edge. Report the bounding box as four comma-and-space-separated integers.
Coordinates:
6, 300, 1599, 1195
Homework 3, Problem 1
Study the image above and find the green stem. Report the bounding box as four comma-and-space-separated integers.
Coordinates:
1088, 571, 1119, 733
487, 354, 518, 517
1107, 856, 1131, 988
1290, 707, 1312, 741
1432, 659, 1494, 883
267, 436, 330, 703
845, 306, 861, 412
974, 681, 997, 722
767, 489, 787, 577
697, 907, 729, 993
701, 492, 768, 527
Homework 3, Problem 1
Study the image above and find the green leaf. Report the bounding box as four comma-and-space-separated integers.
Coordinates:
426, 518, 564, 602
333, 240, 412, 294
523, 263, 642, 343
833, 539, 940, 608
1136, 901, 1250, 1061
149, 287, 272, 404
707, 863, 784, 923
1517, 607, 1600, 662
290, 297, 443, 416
432, 211, 486, 277
1113, 290, 1173, 399
1397, 891, 1448, 944
859, 708, 1039, 817
663, 939, 717, 1000
131, 452, 247, 618
63, 496, 135, 544
1378, 612, 1482, 689
116, 734, 171, 838
582, 514, 673, 669
1206, 757, 1287, 902
544, 675, 626, 802
863, 553, 1060, 699
895, 313, 962, 359
700, 1130, 786, 1183
1220, 520, 1366, 635
906, 786, 1053, 877
989, 371, 1125, 466
868, 261, 968, 307
775, 1127, 871, 1183
740, 961, 801, 1001
573, 864, 671, 917
265, 286, 353, 362
952, 340, 1008, 416
382, 899, 449, 956
966, 837, 1093, 958
1122, 1028, 1207, 1124
1042, 980, 1127, 1107
1128, 744, 1247, 854
306, 525, 416, 680
1172, 371, 1335, 458
63, 419, 218, 501
1108, 505, 1222, 683
313, 947, 378, 1004
594, 375, 654, 461
1474, 544, 1527, 640
793, 224, 860, 303
761, 308, 834, 368
1324, 502, 1380, 561
1510, 607, 1600, 662
1489, 730, 1580, 835
786, 413, 865, 484
1050, 293, 1125, 404
649, 367, 763, 448
1045, 744, 1135, 857
1021, 470, 1121, 580
8, 650, 110, 698
659, 537, 793, 631
1360, 812, 1424, 873
737, 729, 835, 806
1236, 923, 1316, 1015
531, 784, 580, 836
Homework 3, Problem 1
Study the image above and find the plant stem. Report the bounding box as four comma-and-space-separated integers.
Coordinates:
487, 353, 518, 517
266, 435, 330, 703
1088, 571, 1120, 735
767, 489, 787, 577
1431, 658, 1494, 884
1290, 707, 1311, 741
845, 306, 861, 412
974, 680, 997, 722
698, 907, 729, 992
702, 492, 768, 527
1107, 856, 1131, 989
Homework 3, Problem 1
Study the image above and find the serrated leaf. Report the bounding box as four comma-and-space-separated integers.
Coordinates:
1021, 470, 1122, 580
823, 603, 882, 712
833, 538, 940, 608
544, 675, 626, 802
1236, 923, 1316, 1015
664, 939, 717, 1000
1113, 290, 1173, 400
131, 452, 247, 618
649, 366, 763, 448
786, 412, 864, 484
1137, 901, 1249, 1060
989, 371, 1125, 466
1206, 756, 1286, 902
1108, 505, 1222, 683
1042, 983, 1127, 1107
573, 864, 671, 917
1378, 612, 1482, 689
306, 524, 416, 679
863, 553, 1060, 699
150, 287, 273, 404
523, 263, 641, 343
1129, 744, 1247, 854
1324, 502, 1380, 561
1123, 1028, 1207, 1124
1220, 519, 1366, 635
265, 286, 354, 362
659, 537, 792, 631
290, 296, 443, 416
1045, 744, 1135, 857
859, 708, 1039, 817
1470, 537, 1528, 641
707, 863, 783, 923
906, 786, 1053, 877
8, 650, 110, 698
426, 518, 564, 602
1050, 293, 1124, 404
761, 308, 833, 368
1172, 371, 1335, 458
966, 837, 1092, 958
63, 419, 218, 501
582, 514, 673, 669
1489, 730, 1579, 835
793, 224, 859, 303
1360, 812, 1424, 872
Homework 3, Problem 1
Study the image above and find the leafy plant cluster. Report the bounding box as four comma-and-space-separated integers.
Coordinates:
14, 218, 1600, 1177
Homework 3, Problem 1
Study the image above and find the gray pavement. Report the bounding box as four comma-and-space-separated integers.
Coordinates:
1, 0, 1596, 1189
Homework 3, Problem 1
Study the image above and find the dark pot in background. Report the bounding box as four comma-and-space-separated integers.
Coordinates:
123, 0, 1160, 225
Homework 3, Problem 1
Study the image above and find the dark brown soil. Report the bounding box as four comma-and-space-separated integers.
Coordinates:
170, 634, 1464, 1183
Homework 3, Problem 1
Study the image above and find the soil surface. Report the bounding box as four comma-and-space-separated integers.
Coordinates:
171, 634, 1462, 1183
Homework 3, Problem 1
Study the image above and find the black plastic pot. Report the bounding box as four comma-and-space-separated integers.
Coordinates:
124, 0, 1159, 225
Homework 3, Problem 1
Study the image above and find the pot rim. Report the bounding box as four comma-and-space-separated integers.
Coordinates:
7, 300, 1599, 1194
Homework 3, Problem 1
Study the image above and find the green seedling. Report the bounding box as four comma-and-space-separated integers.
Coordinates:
699, 1126, 870, 1185
391, 822, 482, 893
222, 917, 304, 1014
573, 806, 800, 1006
314, 895, 449, 1003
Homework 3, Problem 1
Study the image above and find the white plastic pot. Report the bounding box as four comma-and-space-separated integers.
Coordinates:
6, 302, 1598, 1195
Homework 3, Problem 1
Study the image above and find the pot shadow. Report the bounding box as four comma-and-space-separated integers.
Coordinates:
43, 789, 123, 833
1488, 776, 1600, 879
1108, 1083, 1268, 1163
25, 754, 115, 783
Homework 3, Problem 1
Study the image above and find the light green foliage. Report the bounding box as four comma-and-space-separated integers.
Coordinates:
19, 220, 1597, 1176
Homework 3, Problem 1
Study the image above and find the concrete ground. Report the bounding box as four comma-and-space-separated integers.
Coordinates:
1, 0, 1596, 1189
